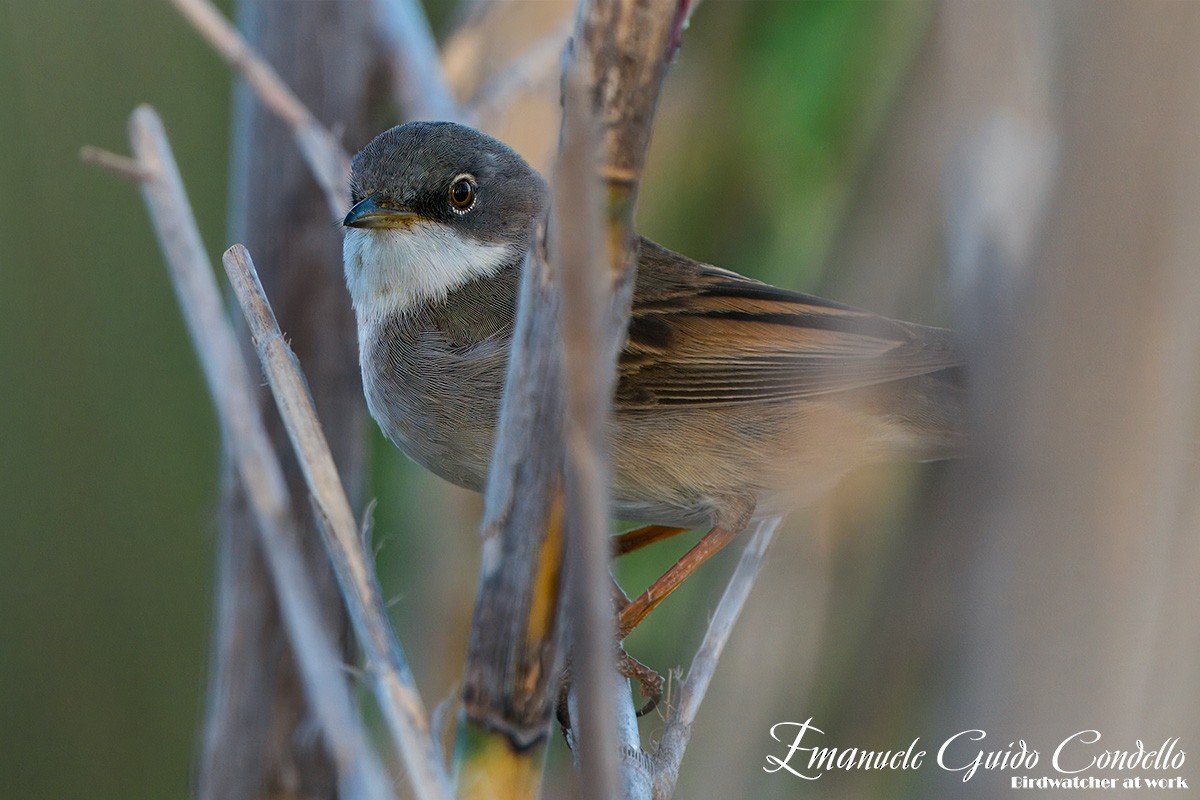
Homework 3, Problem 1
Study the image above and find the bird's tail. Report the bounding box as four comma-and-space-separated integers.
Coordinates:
891, 366, 969, 462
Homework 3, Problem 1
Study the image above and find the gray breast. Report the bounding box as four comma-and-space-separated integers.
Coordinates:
362, 267, 519, 491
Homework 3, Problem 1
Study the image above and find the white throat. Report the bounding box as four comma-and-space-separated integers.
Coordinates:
343, 222, 514, 328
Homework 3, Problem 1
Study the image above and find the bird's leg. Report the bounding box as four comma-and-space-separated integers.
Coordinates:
617, 524, 740, 639
612, 524, 689, 556
608, 514, 746, 711
601, 575, 665, 714
548, 534, 683, 736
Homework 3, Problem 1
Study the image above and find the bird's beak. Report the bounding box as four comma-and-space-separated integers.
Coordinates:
342, 196, 419, 229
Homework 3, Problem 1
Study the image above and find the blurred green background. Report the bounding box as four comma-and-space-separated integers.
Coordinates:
0, 1, 934, 798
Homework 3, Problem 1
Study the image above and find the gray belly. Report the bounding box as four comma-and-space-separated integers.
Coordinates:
362, 318, 720, 526
363, 324, 506, 492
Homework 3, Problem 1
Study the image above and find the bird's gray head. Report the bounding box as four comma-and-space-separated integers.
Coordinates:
341, 121, 547, 323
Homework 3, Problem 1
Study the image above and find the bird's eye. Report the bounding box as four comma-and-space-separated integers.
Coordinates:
449, 175, 476, 213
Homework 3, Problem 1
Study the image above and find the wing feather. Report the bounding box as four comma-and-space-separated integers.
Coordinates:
618, 239, 959, 407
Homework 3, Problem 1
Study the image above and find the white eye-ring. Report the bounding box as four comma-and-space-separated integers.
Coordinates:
449, 174, 477, 214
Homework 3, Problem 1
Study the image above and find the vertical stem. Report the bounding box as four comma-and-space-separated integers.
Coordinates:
556, 60, 627, 800
455, 243, 566, 800
199, 1, 385, 796
129, 105, 393, 800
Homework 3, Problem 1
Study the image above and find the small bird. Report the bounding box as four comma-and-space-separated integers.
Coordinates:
342, 121, 965, 643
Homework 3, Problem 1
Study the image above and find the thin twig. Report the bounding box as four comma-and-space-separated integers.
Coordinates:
466, 19, 571, 129
222, 244, 455, 800
123, 104, 393, 800
672, 0, 704, 59
679, 0, 703, 31
372, 0, 461, 120
437, 0, 496, 99
649, 517, 781, 799
79, 145, 152, 182
169, 0, 349, 217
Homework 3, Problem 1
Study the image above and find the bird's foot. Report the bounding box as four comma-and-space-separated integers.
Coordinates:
553, 642, 663, 748
618, 645, 663, 717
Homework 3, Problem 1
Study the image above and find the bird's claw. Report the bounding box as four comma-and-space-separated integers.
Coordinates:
554, 644, 664, 748
618, 646, 663, 717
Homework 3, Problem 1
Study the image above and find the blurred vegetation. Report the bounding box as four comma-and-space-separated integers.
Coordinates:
0, 1, 933, 798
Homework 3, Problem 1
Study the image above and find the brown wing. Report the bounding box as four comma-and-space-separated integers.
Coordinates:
617, 238, 960, 407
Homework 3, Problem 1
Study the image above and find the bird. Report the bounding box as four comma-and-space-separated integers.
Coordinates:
341, 120, 965, 650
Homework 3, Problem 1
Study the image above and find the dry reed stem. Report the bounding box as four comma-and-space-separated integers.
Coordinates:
222, 244, 455, 800
169, 0, 350, 217
118, 104, 393, 800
